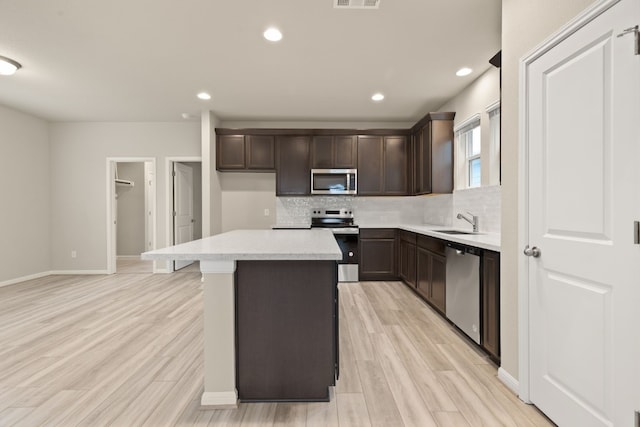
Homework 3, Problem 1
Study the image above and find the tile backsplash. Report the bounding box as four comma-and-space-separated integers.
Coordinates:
275, 185, 501, 233
451, 185, 501, 233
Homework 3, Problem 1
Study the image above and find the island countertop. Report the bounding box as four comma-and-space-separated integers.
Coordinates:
141, 229, 342, 262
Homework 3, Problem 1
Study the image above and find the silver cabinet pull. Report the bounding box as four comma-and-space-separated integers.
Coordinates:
524, 245, 541, 258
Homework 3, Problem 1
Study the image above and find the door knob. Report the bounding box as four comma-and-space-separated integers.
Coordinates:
523, 245, 541, 258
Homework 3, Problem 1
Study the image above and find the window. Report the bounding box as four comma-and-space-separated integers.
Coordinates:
456, 116, 481, 189
487, 101, 501, 185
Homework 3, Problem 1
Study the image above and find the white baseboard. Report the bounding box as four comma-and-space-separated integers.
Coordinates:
200, 391, 238, 409
50, 270, 109, 275
0, 271, 52, 288
116, 255, 141, 260
498, 367, 520, 395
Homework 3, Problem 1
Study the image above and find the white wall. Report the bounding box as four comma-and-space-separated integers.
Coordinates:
221, 173, 276, 232
501, 0, 594, 381
437, 67, 501, 188
116, 162, 145, 256
0, 104, 50, 285
49, 122, 200, 271
202, 111, 222, 237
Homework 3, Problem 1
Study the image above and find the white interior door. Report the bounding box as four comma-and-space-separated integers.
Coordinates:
173, 162, 194, 270
526, 0, 640, 425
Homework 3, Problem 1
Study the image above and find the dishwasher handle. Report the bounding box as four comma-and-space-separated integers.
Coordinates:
445, 241, 482, 256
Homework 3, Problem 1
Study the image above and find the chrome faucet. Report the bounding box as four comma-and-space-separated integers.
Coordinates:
457, 212, 479, 232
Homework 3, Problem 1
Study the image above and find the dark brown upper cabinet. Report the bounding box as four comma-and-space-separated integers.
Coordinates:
276, 135, 311, 196
311, 135, 357, 169
357, 135, 409, 196
411, 113, 455, 195
217, 134, 275, 171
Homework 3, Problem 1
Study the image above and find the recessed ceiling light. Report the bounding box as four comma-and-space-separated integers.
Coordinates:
0, 55, 21, 76
371, 93, 385, 102
263, 27, 283, 42
456, 67, 473, 77
197, 92, 211, 100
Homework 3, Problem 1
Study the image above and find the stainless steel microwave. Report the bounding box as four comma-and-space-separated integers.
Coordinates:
311, 169, 357, 195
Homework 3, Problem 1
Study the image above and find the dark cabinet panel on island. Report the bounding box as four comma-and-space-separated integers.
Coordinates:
357, 135, 409, 196
276, 135, 311, 196
236, 260, 338, 401
359, 228, 397, 281
311, 135, 357, 169
481, 250, 501, 362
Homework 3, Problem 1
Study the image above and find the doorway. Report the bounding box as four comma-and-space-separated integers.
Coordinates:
166, 157, 202, 272
106, 158, 156, 274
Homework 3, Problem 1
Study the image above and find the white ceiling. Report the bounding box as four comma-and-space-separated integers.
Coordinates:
0, 0, 501, 123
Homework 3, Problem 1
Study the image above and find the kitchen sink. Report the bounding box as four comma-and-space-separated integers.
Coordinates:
435, 229, 480, 235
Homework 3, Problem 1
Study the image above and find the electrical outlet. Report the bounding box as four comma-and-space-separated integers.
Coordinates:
264, 208, 270, 217
71, 250, 77, 258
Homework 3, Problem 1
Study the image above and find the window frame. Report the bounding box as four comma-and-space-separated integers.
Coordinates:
455, 115, 481, 189
486, 100, 501, 185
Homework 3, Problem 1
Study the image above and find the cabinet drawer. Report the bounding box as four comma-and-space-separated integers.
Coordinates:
398, 230, 417, 244
417, 235, 445, 255
360, 228, 396, 239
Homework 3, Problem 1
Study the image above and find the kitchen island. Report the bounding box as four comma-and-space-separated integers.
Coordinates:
142, 229, 342, 408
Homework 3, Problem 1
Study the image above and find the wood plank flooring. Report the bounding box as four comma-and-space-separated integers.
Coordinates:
0, 272, 554, 426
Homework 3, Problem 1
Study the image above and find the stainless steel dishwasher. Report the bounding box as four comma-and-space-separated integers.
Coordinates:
445, 242, 481, 344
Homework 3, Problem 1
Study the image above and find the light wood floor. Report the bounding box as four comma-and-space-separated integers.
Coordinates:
0, 272, 553, 426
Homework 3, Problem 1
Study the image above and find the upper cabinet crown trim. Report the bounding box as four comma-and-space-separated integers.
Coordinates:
215, 128, 411, 136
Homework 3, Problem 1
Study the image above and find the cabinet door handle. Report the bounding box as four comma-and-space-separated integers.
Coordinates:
523, 245, 541, 258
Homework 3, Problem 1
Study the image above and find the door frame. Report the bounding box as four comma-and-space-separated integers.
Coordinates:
106, 157, 157, 274
165, 156, 202, 272
517, 0, 621, 403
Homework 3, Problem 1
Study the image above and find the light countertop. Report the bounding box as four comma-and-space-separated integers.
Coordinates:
360, 223, 501, 252
142, 229, 342, 262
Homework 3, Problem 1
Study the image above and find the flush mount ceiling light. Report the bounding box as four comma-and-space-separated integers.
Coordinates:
196, 92, 211, 100
0, 55, 21, 76
263, 27, 283, 42
371, 93, 385, 102
456, 67, 473, 77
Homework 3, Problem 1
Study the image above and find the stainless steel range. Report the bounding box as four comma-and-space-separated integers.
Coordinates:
311, 208, 359, 282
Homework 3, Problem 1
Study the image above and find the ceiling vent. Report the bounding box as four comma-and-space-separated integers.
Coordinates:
334, 0, 380, 9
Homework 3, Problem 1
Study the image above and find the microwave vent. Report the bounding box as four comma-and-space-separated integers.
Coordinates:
334, 0, 380, 9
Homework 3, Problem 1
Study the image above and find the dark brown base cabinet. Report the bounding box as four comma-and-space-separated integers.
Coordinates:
481, 250, 501, 363
359, 229, 397, 281
235, 260, 338, 401
415, 235, 447, 315
398, 230, 417, 287
397, 231, 500, 362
